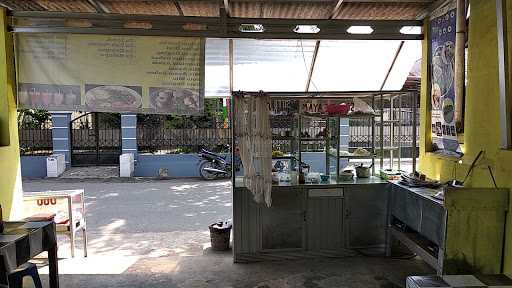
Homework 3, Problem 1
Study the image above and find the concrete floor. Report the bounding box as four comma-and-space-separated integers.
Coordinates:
22, 178, 433, 288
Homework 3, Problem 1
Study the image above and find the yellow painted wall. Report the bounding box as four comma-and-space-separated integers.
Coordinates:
419, 0, 512, 275
0, 7, 23, 220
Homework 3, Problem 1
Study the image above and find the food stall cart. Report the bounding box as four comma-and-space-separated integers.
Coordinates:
231, 91, 508, 276
231, 90, 408, 261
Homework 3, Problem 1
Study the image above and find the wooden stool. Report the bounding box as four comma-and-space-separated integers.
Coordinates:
8, 263, 42, 288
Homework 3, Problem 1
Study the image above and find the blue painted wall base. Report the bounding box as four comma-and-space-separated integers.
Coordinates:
134, 152, 334, 178
21, 156, 48, 178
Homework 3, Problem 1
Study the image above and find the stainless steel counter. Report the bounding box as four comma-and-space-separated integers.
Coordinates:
234, 176, 388, 189
233, 177, 390, 262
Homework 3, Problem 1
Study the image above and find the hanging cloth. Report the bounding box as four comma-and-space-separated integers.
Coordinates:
234, 93, 273, 207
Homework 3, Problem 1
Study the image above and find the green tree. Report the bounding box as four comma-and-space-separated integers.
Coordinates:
17, 109, 51, 129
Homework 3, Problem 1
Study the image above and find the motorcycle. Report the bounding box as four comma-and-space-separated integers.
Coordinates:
197, 148, 239, 180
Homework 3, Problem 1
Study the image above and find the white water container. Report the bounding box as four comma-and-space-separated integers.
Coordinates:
47, 154, 66, 178
120, 153, 135, 177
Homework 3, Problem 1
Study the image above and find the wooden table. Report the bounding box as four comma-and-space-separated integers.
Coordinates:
0, 221, 59, 288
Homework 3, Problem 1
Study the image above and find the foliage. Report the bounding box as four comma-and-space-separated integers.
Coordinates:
137, 98, 225, 129
17, 109, 51, 129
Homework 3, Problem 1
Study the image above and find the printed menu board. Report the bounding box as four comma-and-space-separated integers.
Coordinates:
15, 33, 205, 115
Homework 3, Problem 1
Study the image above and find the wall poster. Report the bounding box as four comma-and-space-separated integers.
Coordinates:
15, 33, 205, 115
430, 4, 462, 154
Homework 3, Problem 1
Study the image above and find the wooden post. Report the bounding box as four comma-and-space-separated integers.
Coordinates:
454, 0, 466, 129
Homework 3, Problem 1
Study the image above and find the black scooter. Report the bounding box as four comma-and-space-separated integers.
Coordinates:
197, 148, 239, 180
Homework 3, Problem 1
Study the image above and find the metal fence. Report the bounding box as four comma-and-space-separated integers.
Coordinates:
351, 108, 419, 158
18, 117, 53, 156
137, 115, 231, 154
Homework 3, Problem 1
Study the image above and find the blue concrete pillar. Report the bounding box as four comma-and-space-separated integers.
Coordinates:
121, 114, 137, 157
51, 112, 72, 167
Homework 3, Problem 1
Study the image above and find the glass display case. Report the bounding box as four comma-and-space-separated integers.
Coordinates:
234, 91, 417, 187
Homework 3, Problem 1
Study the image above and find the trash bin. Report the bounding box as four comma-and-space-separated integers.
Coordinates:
209, 221, 232, 251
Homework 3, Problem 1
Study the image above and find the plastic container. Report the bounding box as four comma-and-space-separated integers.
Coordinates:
338, 171, 354, 182
209, 221, 232, 251
356, 166, 371, 178
320, 174, 330, 182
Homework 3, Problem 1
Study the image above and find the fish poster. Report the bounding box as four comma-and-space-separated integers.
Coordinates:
15, 34, 205, 115
430, 6, 461, 153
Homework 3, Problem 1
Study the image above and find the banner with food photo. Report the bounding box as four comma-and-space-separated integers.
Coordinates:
430, 5, 461, 153
15, 34, 205, 115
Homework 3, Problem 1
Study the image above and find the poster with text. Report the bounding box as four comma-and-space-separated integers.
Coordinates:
430, 6, 461, 153
16, 34, 205, 115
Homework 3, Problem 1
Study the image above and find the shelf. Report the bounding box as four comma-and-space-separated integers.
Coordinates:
300, 113, 379, 119
339, 155, 375, 159
272, 136, 294, 141
300, 138, 328, 142
375, 146, 399, 151
327, 153, 375, 159
375, 120, 400, 124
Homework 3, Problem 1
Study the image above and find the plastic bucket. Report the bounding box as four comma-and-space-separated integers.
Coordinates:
209, 221, 232, 251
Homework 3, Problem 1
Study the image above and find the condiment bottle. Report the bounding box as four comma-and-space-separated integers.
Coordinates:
299, 170, 305, 184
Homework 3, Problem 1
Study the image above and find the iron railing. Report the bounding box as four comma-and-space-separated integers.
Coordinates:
18, 118, 53, 156
137, 115, 231, 154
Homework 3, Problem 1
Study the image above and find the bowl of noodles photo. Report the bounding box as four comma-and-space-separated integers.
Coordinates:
149, 88, 200, 114
85, 85, 142, 111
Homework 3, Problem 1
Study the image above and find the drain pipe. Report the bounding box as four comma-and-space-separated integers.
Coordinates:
454, 0, 467, 130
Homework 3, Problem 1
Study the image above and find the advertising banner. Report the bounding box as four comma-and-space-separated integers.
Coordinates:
16, 34, 205, 115
430, 6, 461, 153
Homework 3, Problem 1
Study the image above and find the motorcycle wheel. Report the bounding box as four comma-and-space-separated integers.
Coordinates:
199, 161, 218, 180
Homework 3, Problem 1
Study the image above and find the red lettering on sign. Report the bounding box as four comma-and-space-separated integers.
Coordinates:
36, 198, 57, 206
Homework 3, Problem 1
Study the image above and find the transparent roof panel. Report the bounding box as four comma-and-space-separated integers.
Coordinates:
233, 39, 316, 92
383, 41, 422, 90
204, 39, 422, 96
310, 40, 404, 92
205, 38, 230, 97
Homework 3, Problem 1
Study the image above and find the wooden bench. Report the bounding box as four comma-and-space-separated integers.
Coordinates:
22, 189, 88, 258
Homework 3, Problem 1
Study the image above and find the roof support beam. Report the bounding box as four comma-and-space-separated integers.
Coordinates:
0, 1, 14, 11
223, 0, 231, 17
86, 0, 109, 13
305, 41, 320, 92
9, 12, 424, 40
231, 0, 432, 2
173, 1, 184, 16
229, 39, 234, 93
329, 0, 345, 19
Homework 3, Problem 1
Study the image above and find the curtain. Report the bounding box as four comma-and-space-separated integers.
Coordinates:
234, 93, 273, 207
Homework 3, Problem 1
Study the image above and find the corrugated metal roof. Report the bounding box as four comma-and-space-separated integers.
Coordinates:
2, 0, 433, 20
231, 2, 332, 19
101, 1, 180, 15
334, 2, 429, 20
35, 0, 96, 13
1, 0, 46, 11
178, 0, 218, 17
